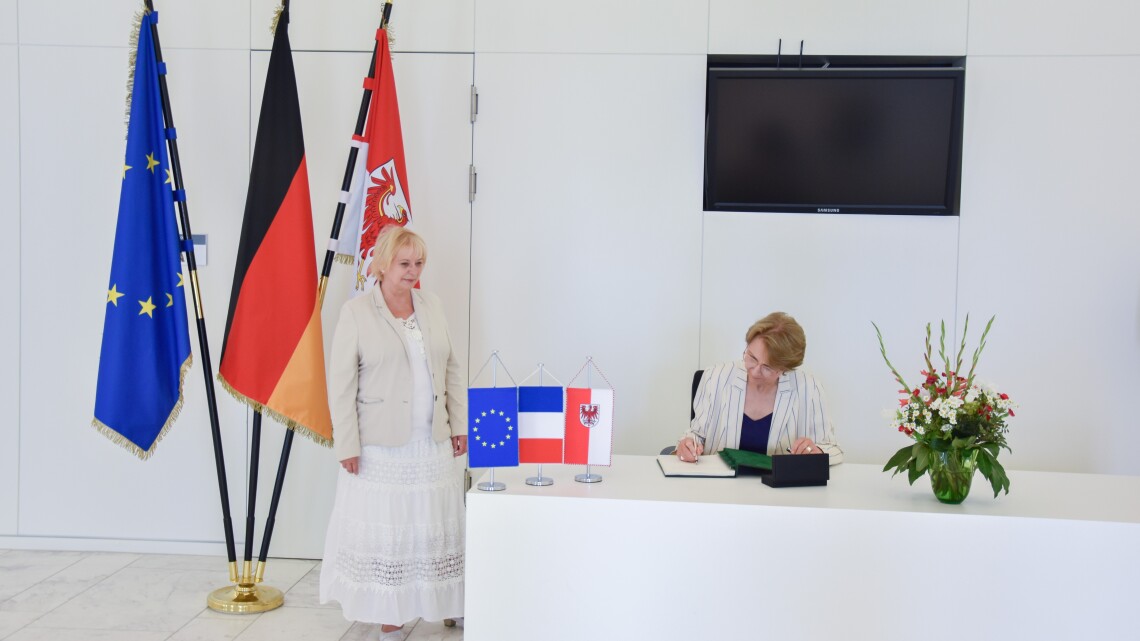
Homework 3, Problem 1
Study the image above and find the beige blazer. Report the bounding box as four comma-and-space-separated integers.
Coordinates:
329, 287, 467, 461
682, 361, 843, 465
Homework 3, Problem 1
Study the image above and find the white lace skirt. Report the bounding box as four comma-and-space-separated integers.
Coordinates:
319, 438, 466, 624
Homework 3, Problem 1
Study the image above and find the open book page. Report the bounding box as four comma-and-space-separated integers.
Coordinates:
656, 453, 736, 477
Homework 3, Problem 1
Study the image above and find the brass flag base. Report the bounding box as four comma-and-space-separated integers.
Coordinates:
206, 583, 284, 614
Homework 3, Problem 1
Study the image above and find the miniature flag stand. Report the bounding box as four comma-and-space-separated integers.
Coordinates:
468, 351, 519, 491
565, 358, 615, 484
518, 364, 565, 486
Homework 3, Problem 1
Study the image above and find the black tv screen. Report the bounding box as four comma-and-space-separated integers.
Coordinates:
704, 59, 965, 216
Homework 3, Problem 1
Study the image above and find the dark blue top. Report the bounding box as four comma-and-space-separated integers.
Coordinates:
740, 413, 773, 454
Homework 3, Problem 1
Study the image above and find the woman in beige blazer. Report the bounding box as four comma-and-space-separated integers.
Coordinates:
676, 312, 843, 465
320, 227, 468, 639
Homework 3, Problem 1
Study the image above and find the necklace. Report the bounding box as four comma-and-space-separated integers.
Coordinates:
401, 315, 417, 331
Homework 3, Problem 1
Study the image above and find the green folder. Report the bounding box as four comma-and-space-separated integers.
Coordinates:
718, 448, 773, 472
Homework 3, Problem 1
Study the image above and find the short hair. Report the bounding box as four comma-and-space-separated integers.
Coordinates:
369, 226, 427, 281
745, 312, 806, 371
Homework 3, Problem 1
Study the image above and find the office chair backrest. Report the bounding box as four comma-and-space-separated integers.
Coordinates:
691, 369, 704, 421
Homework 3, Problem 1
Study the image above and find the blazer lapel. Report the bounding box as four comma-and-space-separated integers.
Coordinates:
372, 287, 413, 362
772, 372, 794, 444
411, 290, 435, 378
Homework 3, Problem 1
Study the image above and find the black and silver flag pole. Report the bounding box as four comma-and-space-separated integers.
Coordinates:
317, 0, 393, 305
143, 0, 239, 584
253, 0, 396, 585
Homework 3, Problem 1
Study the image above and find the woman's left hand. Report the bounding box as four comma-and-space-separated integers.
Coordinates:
790, 437, 819, 455
451, 435, 468, 457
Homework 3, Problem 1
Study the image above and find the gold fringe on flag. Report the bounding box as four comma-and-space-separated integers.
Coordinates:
91, 356, 193, 461
216, 375, 334, 448
269, 2, 284, 35
122, 6, 149, 136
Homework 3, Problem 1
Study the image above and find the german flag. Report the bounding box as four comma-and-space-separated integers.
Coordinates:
218, 7, 332, 445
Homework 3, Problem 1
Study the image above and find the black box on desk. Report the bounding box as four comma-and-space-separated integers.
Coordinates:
761, 453, 829, 488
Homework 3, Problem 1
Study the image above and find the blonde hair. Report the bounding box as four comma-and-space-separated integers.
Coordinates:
369, 226, 427, 281
745, 312, 806, 371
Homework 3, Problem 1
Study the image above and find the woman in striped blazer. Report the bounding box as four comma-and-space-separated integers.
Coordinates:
676, 312, 843, 465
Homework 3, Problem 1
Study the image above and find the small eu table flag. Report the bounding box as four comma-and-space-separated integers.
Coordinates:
468, 387, 520, 468
92, 10, 192, 459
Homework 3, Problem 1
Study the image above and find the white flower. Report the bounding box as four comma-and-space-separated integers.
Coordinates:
923, 410, 932, 423
965, 387, 980, 403
915, 425, 925, 435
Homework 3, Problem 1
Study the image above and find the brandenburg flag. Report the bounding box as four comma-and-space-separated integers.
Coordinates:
336, 27, 413, 295
564, 388, 613, 466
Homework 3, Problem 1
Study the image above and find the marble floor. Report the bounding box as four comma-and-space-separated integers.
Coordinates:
0, 549, 461, 641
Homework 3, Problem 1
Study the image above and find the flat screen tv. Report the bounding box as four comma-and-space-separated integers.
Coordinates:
704, 57, 965, 216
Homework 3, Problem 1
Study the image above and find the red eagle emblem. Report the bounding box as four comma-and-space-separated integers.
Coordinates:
579, 403, 601, 428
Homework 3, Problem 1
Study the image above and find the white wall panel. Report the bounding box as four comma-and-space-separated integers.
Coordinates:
475, 0, 707, 54
471, 53, 705, 457
969, 1, 1140, 56
18, 0, 248, 49
1, 0, 15, 43
957, 57, 1140, 475
244, 50, 474, 559
701, 212, 959, 465
251, 0, 474, 53
709, 0, 967, 56
0, 45, 19, 535
18, 45, 249, 542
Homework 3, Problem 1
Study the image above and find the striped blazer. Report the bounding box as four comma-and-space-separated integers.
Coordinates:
682, 361, 843, 465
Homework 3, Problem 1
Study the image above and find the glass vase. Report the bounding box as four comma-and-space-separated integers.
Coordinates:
928, 448, 978, 504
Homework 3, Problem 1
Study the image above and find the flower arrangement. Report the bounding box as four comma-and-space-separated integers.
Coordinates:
873, 316, 1015, 501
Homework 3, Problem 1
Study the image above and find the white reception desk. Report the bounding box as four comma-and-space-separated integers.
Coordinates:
465, 455, 1140, 641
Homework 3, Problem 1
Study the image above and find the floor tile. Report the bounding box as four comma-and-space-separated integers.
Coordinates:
1, 552, 139, 615
0, 551, 87, 601
167, 616, 258, 641
340, 618, 421, 641
0, 611, 42, 640
29, 567, 219, 632
282, 563, 337, 610
407, 619, 463, 641
232, 606, 354, 641
5, 629, 170, 641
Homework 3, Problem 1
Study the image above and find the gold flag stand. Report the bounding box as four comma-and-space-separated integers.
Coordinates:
207, 561, 283, 614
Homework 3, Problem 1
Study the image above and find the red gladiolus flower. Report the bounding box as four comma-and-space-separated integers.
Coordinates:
1008, 409, 1015, 417
999, 393, 1009, 400
899, 399, 909, 407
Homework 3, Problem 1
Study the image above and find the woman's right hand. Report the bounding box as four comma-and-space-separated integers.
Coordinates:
340, 456, 360, 475
676, 437, 703, 463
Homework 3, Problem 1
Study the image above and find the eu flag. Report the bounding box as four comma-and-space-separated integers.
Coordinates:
468, 387, 519, 468
92, 10, 191, 459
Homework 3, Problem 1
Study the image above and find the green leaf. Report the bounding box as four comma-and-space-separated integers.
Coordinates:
883, 445, 915, 473
990, 456, 1011, 496
976, 449, 993, 480
907, 463, 924, 485
915, 444, 930, 473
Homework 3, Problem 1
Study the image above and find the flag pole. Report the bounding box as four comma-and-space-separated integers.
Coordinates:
142, 0, 239, 585
251, 0, 396, 587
